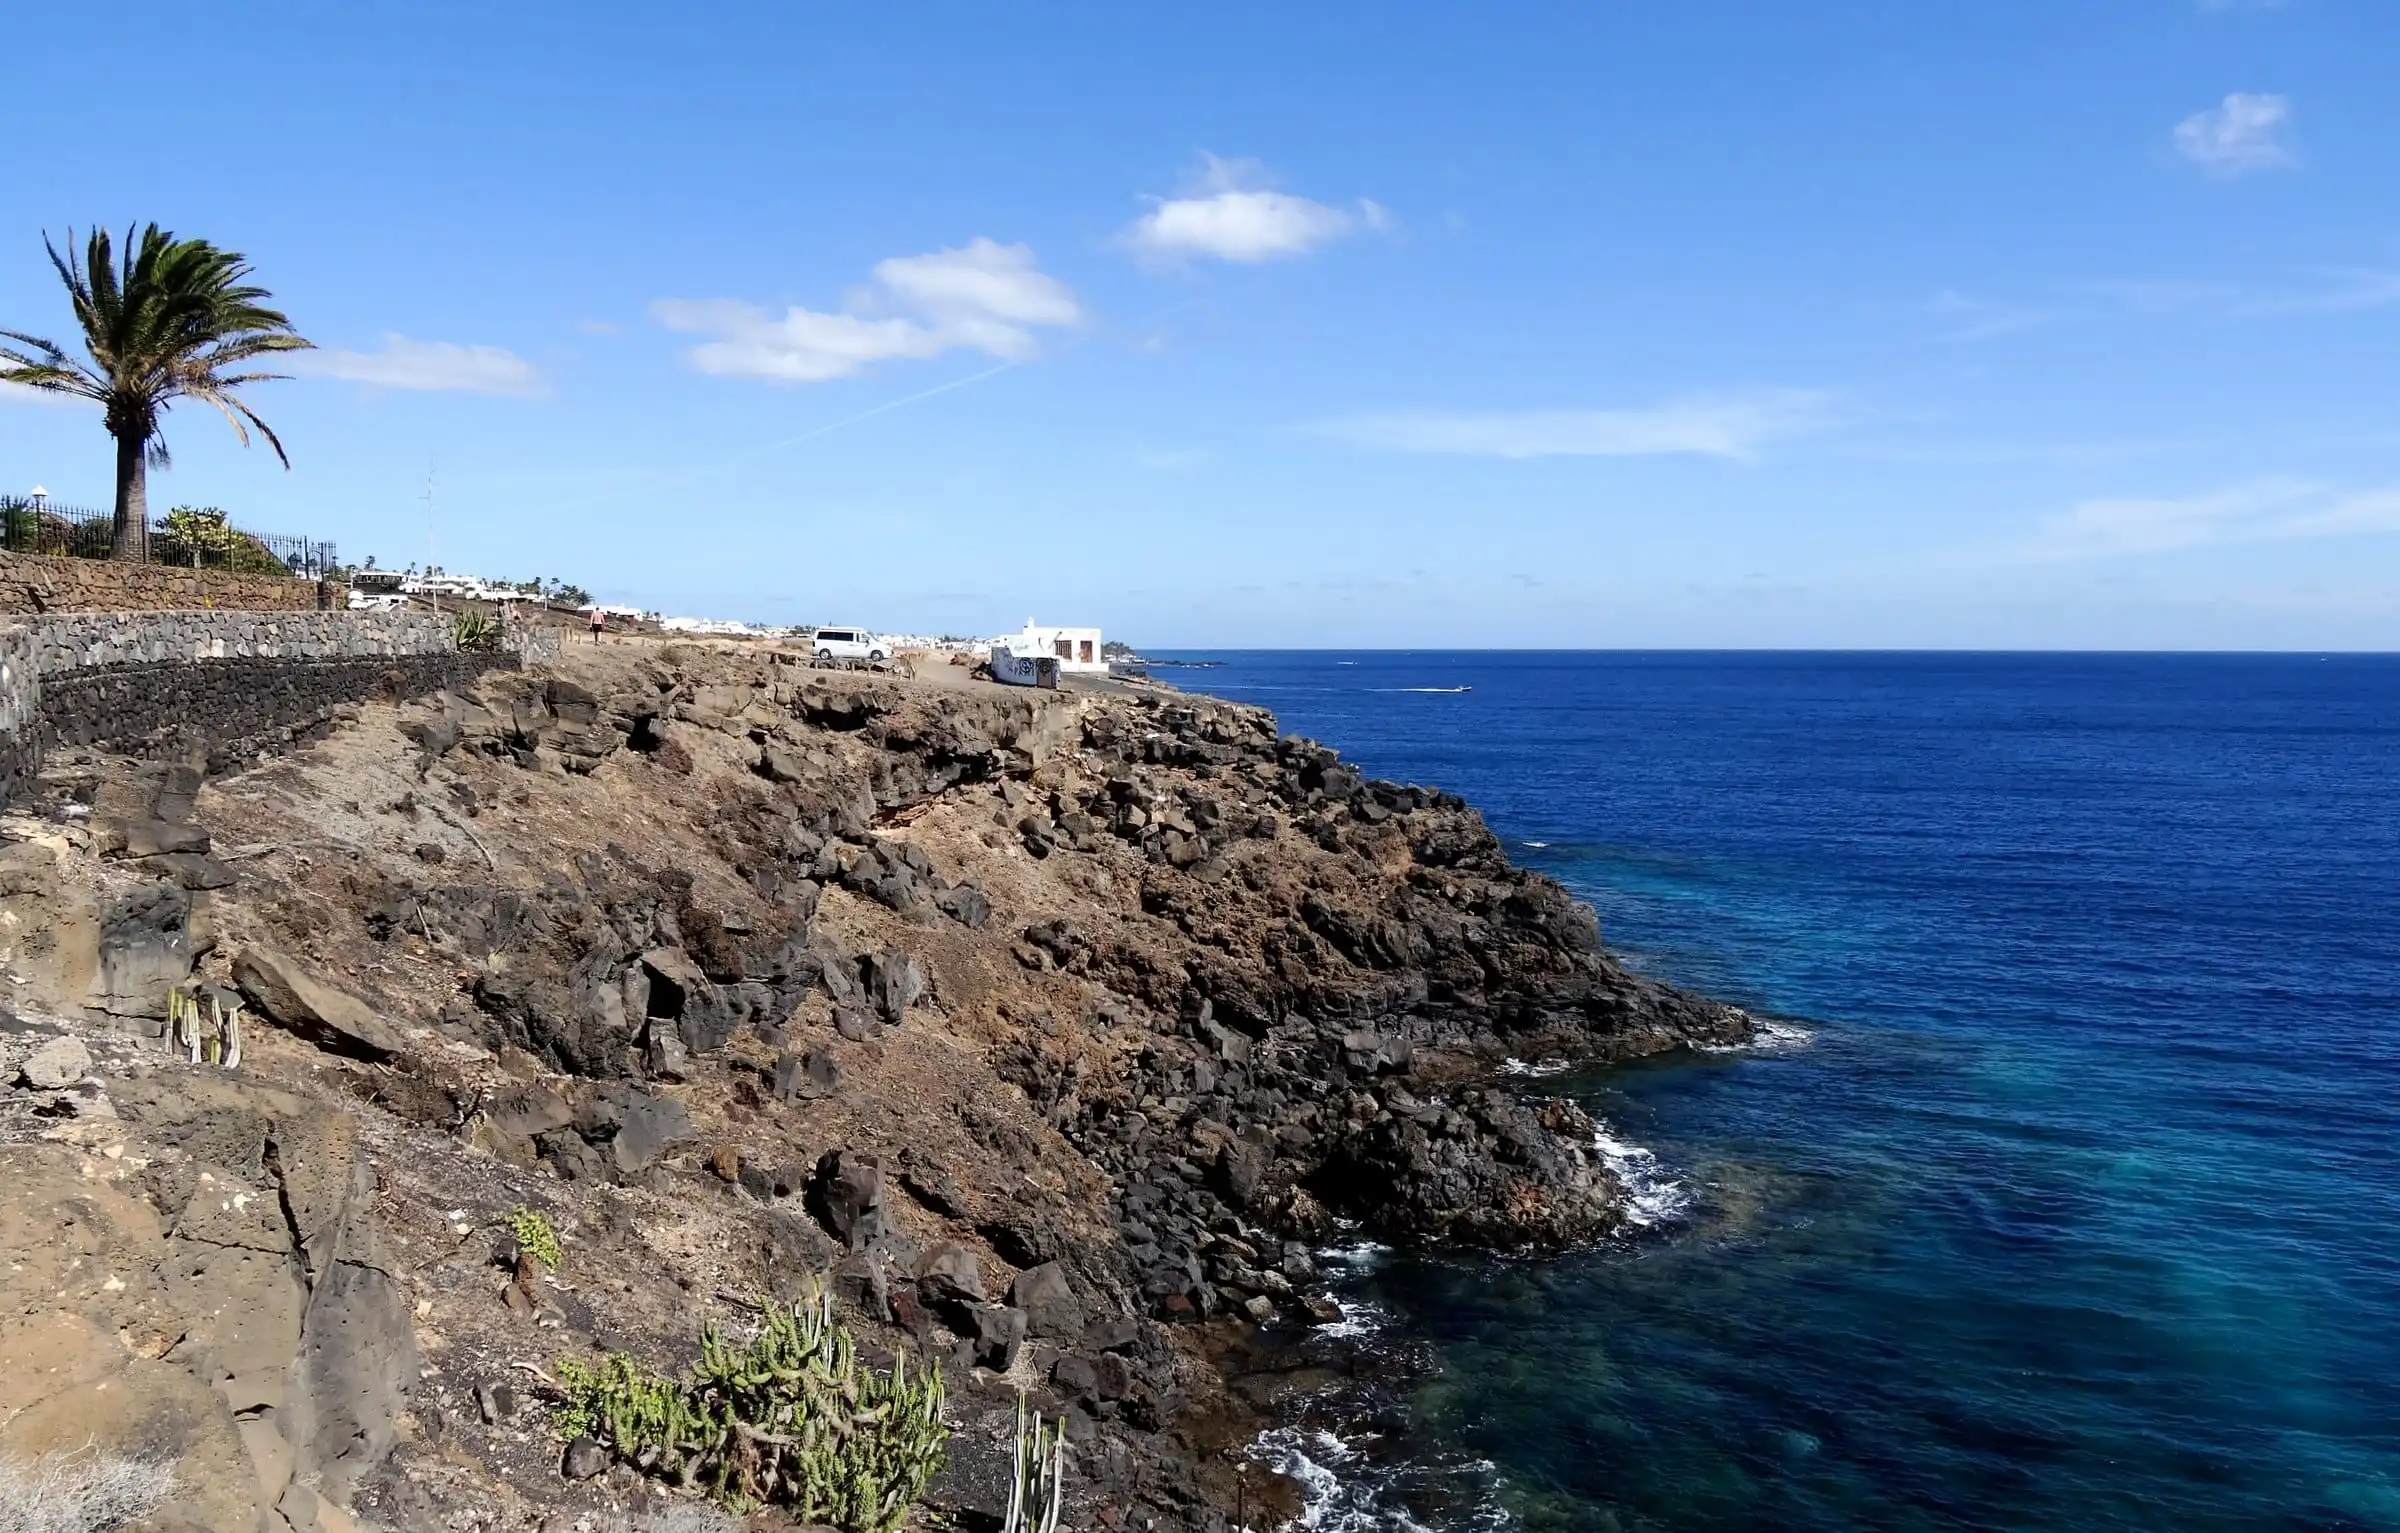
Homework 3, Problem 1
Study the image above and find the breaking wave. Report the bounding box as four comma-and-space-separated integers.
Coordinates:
1592, 1122, 1692, 1229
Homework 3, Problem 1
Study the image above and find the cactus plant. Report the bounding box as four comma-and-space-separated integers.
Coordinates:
555, 1278, 947, 1531
168, 984, 242, 1068
1003, 1394, 1068, 1533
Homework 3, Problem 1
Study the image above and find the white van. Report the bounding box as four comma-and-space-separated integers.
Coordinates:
810, 627, 886, 662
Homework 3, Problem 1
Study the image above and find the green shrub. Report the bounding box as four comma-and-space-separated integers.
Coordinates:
509, 1206, 562, 1271
555, 1280, 946, 1530
451, 609, 501, 651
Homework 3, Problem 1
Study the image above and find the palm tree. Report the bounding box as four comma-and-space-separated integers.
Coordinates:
0, 225, 310, 560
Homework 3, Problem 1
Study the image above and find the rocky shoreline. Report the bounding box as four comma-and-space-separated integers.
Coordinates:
0, 640, 1745, 1532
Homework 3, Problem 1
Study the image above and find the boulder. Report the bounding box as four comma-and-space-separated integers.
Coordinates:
233, 948, 400, 1060
808, 1151, 888, 1248
1008, 1262, 1086, 1342
834, 1007, 879, 1043
610, 1093, 695, 1175
916, 1241, 985, 1311
484, 1087, 573, 1141
117, 819, 211, 858
968, 1305, 1028, 1371
18, 1035, 92, 1090
772, 1048, 841, 1102
562, 1436, 610, 1480
94, 882, 193, 1019
863, 949, 927, 1023
934, 883, 992, 929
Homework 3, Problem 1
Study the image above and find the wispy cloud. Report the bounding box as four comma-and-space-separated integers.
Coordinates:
2031, 478, 2400, 559
1135, 447, 1214, 472
1122, 155, 1390, 265
2174, 92, 2297, 177
291, 335, 546, 396
654, 237, 1079, 383
1311, 390, 1845, 461
1930, 289, 2059, 342
1939, 266, 2400, 338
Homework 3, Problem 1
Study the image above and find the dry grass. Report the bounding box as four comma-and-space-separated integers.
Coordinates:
616, 1506, 741, 1533
0, 1449, 175, 1533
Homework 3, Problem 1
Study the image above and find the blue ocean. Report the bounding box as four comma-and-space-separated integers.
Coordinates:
1160, 652, 2400, 1533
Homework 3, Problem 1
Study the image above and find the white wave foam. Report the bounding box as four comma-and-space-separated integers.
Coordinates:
1254, 1428, 1437, 1533
1520, 840, 1549, 849
1317, 1296, 1394, 1342
1317, 1240, 1392, 1270
1699, 1015, 1815, 1054
1500, 1056, 1573, 1077
1592, 1124, 1691, 1228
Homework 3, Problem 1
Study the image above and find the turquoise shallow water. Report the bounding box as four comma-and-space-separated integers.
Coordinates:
1165, 652, 2400, 1533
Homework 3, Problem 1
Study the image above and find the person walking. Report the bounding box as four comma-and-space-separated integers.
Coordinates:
588, 607, 606, 645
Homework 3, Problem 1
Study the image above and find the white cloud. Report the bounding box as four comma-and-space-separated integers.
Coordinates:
1122, 155, 1388, 264
291, 334, 546, 396
2032, 478, 2400, 558
2174, 93, 2296, 177
1312, 390, 1845, 461
654, 237, 1079, 383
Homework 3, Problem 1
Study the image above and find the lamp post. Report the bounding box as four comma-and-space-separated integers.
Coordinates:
27, 486, 45, 512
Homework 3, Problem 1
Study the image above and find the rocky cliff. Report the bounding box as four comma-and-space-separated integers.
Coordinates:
0, 640, 1746, 1532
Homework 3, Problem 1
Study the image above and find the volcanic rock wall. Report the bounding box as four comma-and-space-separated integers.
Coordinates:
0, 546, 325, 615
0, 610, 517, 801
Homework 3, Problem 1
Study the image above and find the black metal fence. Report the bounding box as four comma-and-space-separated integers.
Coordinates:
0, 497, 335, 579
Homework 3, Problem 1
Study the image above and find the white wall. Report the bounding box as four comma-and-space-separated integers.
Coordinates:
1000, 623, 1106, 672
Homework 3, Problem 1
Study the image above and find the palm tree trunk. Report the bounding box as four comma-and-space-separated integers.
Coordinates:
109, 431, 148, 562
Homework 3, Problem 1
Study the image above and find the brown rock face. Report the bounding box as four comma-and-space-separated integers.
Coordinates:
0, 1077, 416, 1533
233, 947, 402, 1059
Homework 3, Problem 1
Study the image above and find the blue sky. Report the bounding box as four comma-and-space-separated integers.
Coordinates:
4, 0, 2397, 648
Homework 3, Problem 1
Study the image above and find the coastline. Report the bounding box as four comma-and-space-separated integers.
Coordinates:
0, 638, 1750, 1532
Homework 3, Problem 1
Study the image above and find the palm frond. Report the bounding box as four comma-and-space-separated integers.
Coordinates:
10, 221, 311, 466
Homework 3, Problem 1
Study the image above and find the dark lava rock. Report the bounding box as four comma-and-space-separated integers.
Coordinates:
864, 949, 928, 1023
970, 1304, 1028, 1371
773, 1047, 841, 1101
916, 1241, 985, 1312
610, 1092, 695, 1176
935, 882, 992, 929
562, 1436, 610, 1480
809, 1150, 888, 1248
1009, 1262, 1085, 1341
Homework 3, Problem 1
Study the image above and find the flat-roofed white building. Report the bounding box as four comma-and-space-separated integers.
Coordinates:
995, 618, 1105, 673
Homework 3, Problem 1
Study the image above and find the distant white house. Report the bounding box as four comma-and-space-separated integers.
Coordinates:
994, 617, 1105, 674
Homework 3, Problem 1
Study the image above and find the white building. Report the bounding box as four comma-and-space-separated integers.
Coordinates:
994, 618, 1105, 674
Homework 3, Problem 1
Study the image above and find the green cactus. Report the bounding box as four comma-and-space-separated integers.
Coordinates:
555, 1277, 947, 1531
168, 985, 243, 1068
509, 1206, 564, 1272
1004, 1394, 1068, 1533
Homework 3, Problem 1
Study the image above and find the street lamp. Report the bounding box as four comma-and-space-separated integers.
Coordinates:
27, 486, 45, 511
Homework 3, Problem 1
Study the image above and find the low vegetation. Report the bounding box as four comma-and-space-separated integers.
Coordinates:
555, 1279, 947, 1530
509, 1205, 563, 1271
0, 1449, 174, 1533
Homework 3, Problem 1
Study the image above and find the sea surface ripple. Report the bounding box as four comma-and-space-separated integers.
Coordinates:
1165, 650, 2400, 1533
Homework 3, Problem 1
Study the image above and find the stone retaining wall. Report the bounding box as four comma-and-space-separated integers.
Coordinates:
0, 547, 325, 615
0, 610, 532, 802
